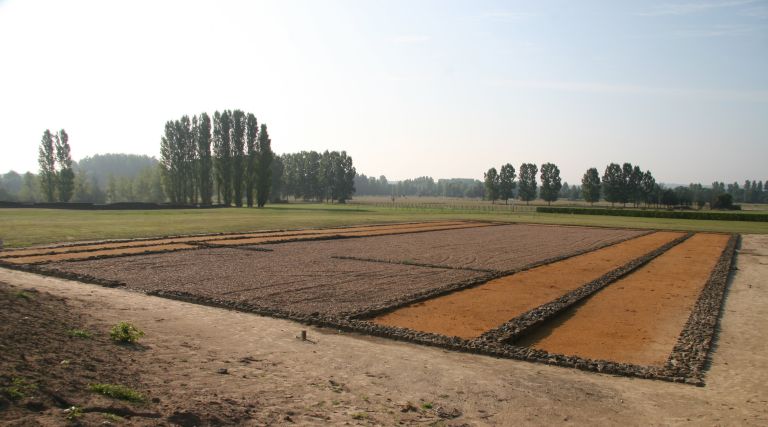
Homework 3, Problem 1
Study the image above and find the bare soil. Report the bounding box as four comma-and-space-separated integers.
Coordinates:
3, 244, 197, 265
1, 233, 765, 425
0, 221, 483, 264
206, 221, 493, 247
41, 248, 486, 316
373, 231, 683, 338
246, 224, 644, 272
522, 233, 731, 366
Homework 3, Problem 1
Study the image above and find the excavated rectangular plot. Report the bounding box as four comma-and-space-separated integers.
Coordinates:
372, 231, 685, 339
521, 233, 730, 366
4, 244, 197, 264
0, 221, 472, 259
244, 224, 645, 272
41, 248, 486, 316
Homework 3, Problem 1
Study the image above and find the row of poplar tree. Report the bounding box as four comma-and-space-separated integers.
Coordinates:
280, 151, 357, 203
483, 162, 657, 206
37, 129, 75, 202
159, 110, 273, 207
483, 163, 564, 204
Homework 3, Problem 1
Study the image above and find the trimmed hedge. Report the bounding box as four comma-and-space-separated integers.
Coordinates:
536, 206, 768, 222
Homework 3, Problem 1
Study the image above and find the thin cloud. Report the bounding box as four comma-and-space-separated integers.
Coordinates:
638, 0, 757, 16
479, 10, 537, 22
390, 35, 431, 44
670, 24, 758, 37
490, 79, 768, 102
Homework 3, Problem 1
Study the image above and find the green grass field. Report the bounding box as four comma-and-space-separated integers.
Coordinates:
1, 202, 767, 248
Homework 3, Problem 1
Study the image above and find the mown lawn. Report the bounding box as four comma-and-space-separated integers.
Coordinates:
1, 203, 766, 248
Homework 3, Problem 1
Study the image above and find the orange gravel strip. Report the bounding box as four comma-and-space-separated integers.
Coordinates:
3, 244, 196, 264
522, 233, 730, 366
206, 222, 492, 246
0, 221, 472, 258
372, 231, 685, 339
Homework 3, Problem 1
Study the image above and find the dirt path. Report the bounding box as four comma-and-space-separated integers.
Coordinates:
0, 234, 766, 425
523, 233, 730, 366
373, 231, 683, 339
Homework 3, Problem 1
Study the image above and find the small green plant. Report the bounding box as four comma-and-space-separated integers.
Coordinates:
351, 412, 369, 420
3, 377, 36, 400
64, 406, 83, 421
88, 384, 145, 403
421, 402, 433, 410
14, 291, 33, 300
67, 329, 92, 339
102, 412, 125, 422
109, 322, 144, 343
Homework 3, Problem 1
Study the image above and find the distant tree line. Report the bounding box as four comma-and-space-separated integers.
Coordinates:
279, 151, 356, 203
159, 110, 273, 207
353, 175, 484, 198
483, 162, 562, 205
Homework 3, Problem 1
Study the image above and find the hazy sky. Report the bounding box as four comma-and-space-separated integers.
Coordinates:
1, 0, 766, 184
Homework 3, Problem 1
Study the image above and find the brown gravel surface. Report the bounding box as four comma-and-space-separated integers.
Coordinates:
206, 221, 493, 247
522, 233, 731, 366
41, 248, 486, 316
0, 221, 473, 259
372, 231, 684, 338
245, 224, 645, 272
3, 244, 197, 265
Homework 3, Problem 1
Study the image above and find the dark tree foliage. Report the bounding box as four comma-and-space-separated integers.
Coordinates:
212, 111, 234, 205
279, 150, 355, 202
178, 116, 195, 203
255, 124, 274, 207
640, 170, 656, 205
197, 113, 213, 205
245, 113, 258, 207
270, 154, 284, 202
498, 163, 516, 204
539, 162, 562, 205
581, 167, 601, 205
231, 110, 246, 207
712, 193, 734, 209
518, 163, 538, 204
160, 121, 183, 203
38, 130, 57, 202
484, 167, 500, 203
601, 163, 623, 206
54, 129, 74, 202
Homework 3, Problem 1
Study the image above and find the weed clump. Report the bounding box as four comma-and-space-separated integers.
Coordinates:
2, 377, 36, 400
88, 383, 145, 403
67, 329, 92, 339
109, 322, 144, 343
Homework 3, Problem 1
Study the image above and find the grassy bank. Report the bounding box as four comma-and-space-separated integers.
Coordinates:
2, 203, 767, 248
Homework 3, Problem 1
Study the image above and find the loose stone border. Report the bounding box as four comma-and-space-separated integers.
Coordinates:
480, 233, 693, 344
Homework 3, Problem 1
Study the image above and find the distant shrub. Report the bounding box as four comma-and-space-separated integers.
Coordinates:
109, 322, 144, 343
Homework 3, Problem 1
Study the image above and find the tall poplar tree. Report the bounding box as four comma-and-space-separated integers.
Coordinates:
231, 110, 246, 207
498, 163, 516, 204
255, 124, 273, 207
245, 113, 258, 207
55, 129, 74, 202
213, 110, 233, 205
484, 167, 500, 203
539, 162, 562, 205
518, 163, 538, 204
197, 112, 213, 205
602, 163, 623, 206
38, 129, 57, 202
581, 167, 601, 205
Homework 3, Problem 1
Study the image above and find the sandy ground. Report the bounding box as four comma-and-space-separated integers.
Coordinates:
524, 233, 729, 366
373, 232, 682, 338
0, 234, 766, 425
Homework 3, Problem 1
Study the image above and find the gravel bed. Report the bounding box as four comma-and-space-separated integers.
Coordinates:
41, 248, 487, 316
243, 224, 646, 273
